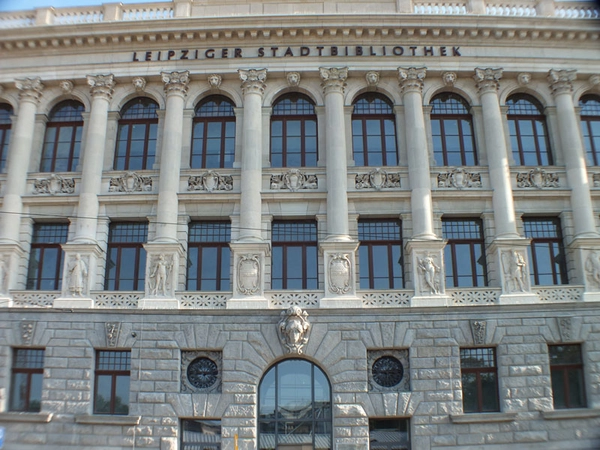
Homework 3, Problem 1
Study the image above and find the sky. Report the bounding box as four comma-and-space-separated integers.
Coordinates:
0, 0, 151, 12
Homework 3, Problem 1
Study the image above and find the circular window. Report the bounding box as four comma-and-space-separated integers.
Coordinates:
372, 356, 404, 387
187, 357, 218, 389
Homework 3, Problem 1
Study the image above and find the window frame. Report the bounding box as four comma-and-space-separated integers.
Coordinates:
186, 221, 231, 291
104, 222, 147, 291
181, 419, 222, 450
271, 220, 318, 290
114, 98, 158, 171
507, 94, 553, 166
523, 217, 568, 286
442, 218, 488, 288
93, 350, 131, 415
26, 223, 68, 291
9, 348, 45, 413
358, 219, 404, 289
460, 347, 500, 413
549, 344, 587, 409
369, 418, 410, 450
0, 103, 13, 172
579, 95, 600, 166
40, 100, 84, 173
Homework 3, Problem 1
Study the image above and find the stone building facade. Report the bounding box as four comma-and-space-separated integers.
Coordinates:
0, 0, 600, 448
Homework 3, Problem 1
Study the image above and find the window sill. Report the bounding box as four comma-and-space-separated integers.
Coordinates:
75, 414, 141, 425
450, 412, 517, 424
542, 408, 600, 420
0, 412, 53, 423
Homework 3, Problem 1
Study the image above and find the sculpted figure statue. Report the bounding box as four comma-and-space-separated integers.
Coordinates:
418, 255, 440, 295
585, 251, 600, 287
150, 254, 171, 296
0, 258, 7, 295
69, 253, 88, 297
502, 250, 527, 293
278, 306, 310, 354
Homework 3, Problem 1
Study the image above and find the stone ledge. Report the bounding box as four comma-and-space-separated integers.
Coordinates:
74, 414, 141, 425
450, 412, 517, 423
0, 412, 53, 423
541, 408, 600, 420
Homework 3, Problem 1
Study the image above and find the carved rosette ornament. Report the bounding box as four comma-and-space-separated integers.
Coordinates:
87, 74, 115, 100
517, 73, 531, 86
501, 250, 528, 293
132, 76, 147, 92
319, 67, 348, 95
188, 171, 233, 192
417, 253, 442, 295
278, 306, 310, 354
105, 322, 121, 348
270, 170, 318, 191
21, 321, 36, 346
516, 168, 559, 188
355, 168, 400, 190
585, 251, 600, 288
208, 74, 222, 90
15, 77, 44, 102
33, 174, 75, 195
237, 254, 260, 295
442, 71, 457, 86
557, 317, 572, 342
328, 253, 352, 295
548, 69, 576, 96
437, 169, 481, 189
109, 172, 152, 192
398, 67, 426, 93
59, 80, 74, 94
162, 70, 190, 96
286, 72, 301, 87
239, 69, 267, 96
365, 71, 380, 87
473, 68, 502, 95
470, 320, 487, 345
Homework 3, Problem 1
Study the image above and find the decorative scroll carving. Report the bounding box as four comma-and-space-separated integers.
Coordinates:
149, 254, 173, 297
132, 76, 146, 92
239, 69, 267, 96
237, 254, 260, 295
86, 74, 115, 99
355, 168, 400, 190
15, 77, 44, 102
188, 171, 233, 192
365, 71, 380, 87
286, 72, 301, 87
181, 351, 222, 393
33, 174, 75, 195
517, 73, 531, 86
548, 69, 576, 95
278, 306, 310, 354
516, 168, 559, 188
105, 322, 121, 347
59, 80, 74, 94
328, 253, 351, 294
417, 254, 442, 295
208, 74, 222, 89
320, 67, 348, 94
437, 169, 481, 189
21, 321, 36, 346
557, 317, 572, 342
109, 172, 152, 193
473, 68, 502, 94
398, 67, 426, 93
501, 250, 527, 293
442, 71, 457, 86
270, 170, 317, 191
161, 70, 189, 95
470, 320, 487, 345
585, 251, 600, 288
68, 253, 88, 297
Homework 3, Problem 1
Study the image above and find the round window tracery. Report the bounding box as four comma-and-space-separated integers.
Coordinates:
372, 355, 404, 387
187, 357, 218, 389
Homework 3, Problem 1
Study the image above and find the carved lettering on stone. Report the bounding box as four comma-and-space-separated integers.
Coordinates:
33, 174, 75, 195
270, 170, 317, 191
516, 168, 559, 188
585, 251, 600, 288
417, 254, 442, 295
21, 321, 36, 346
237, 254, 260, 295
355, 168, 401, 190
105, 322, 121, 348
132, 76, 146, 91
557, 317, 572, 342
501, 250, 527, 293
149, 254, 173, 297
286, 72, 301, 87
437, 169, 482, 189
365, 71, 380, 87
188, 171, 233, 192
470, 320, 487, 345
328, 253, 351, 295
109, 172, 152, 193
208, 74, 222, 90
68, 253, 88, 297
278, 306, 310, 354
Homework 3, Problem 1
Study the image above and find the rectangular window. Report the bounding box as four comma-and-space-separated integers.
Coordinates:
187, 222, 231, 291
549, 344, 586, 409
523, 218, 568, 285
272, 221, 318, 289
358, 220, 403, 289
9, 348, 44, 412
460, 348, 499, 413
443, 219, 487, 287
27, 223, 69, 290
181, 419, 221, 450
94, 350, 131, 415
369, 418, 410, 450
105, 222, 147, 290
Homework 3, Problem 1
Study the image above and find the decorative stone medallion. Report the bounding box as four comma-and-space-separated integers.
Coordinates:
270, 170, 318, 191
109, 172, 152, 193
328, 253, 351, 294
437, 169, 481, 189
237, 254, 260, 295
33, 174, 75, 195
181, 350, 222, 393
188, 171, 233, 192
355, 168, 401, 190
516, 168, 559, 189
278, 306, 311, 354
368, 349, 410, 392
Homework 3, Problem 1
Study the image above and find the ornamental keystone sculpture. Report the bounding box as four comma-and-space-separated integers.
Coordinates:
278, 306, 310, 354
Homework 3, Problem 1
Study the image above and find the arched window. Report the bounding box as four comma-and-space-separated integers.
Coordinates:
580, 95, 600, 166
352, 93, 398, 166
191, 96, 236, 169
259, 359, 331, 450
114, 98, 158, 170
507, 94, 552, 166
431, 93, 477, 166
40, 100, 84, 172
0, 103, 12, 171
271, 94, 318, 167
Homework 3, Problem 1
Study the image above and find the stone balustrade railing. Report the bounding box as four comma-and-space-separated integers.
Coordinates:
0, 0, 597, 29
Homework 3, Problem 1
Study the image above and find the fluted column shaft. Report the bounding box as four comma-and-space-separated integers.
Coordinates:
320, 67, 350, 240
238, 69, 267, 242
0, 78, 43, 244
399, 68, 435, 239
75, 75, 114, 242
155, 71, 189, 242
549, 69, 598, 237
474, 68, 519, 238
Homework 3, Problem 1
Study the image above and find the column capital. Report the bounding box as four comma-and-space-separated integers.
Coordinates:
319, 67, 348, 95
474, 68, 503, 95
15, 77, 43, 103
161, 70, 190, 96
86, 74, 115, 100
548, 69, 576, 96
398, 67, 426, 94
239, 68, 267, 96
